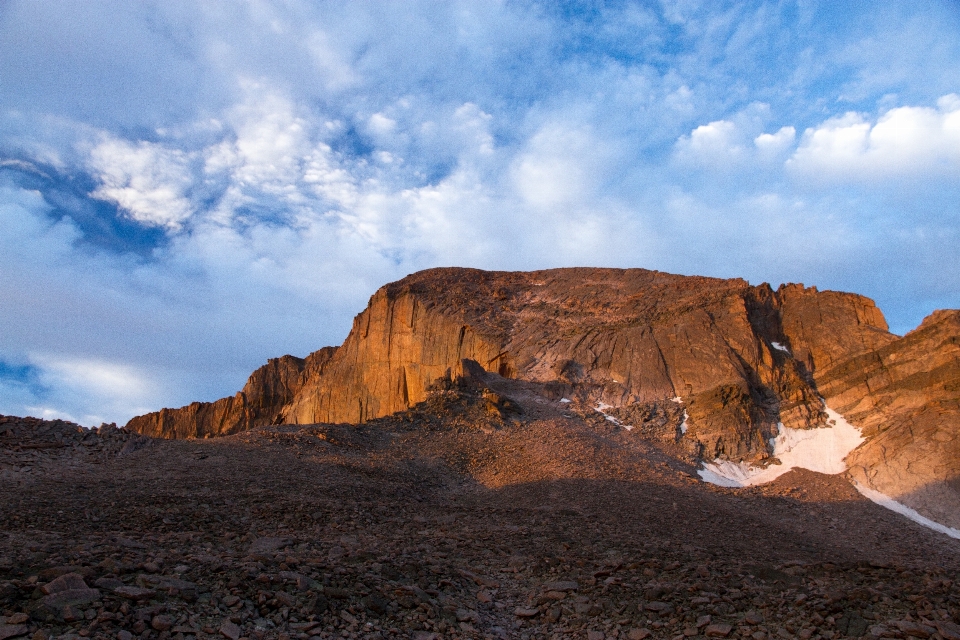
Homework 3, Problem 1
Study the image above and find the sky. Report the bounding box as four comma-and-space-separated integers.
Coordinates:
1, 0, 959, 426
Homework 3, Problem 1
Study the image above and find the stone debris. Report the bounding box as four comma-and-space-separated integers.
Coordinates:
219, 620, 241, 640
0, 624, 27, 640
1, 403, 960, 640
0, 415, 149, 483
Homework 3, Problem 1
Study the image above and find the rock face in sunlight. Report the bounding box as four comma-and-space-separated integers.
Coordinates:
126, 267, 891, 461
126, 347, 337, 438
123, 266, 960, 535
819, 309, 960, 529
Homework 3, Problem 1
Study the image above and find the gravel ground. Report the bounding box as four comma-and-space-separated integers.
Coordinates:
2, 382, 959, 640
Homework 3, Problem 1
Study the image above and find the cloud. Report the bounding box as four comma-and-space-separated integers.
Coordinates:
511, 124, 607, 210
673, 119, 745, 166
754, 126, 796, 158
88, 136, 195, 230
788, 95, 960, 180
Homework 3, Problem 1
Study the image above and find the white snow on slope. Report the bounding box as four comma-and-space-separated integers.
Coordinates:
698, 404, 960, 540
698, 406, 864, 487
770, 341, 790, 354
853, 483, 960, 540
594, 402, 633, 430
680, 411, 689, 435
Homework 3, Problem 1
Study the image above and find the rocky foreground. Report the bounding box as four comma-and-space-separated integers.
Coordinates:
3, 376, 960, 640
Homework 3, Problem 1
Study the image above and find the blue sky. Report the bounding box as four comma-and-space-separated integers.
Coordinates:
1, 0, 959, 426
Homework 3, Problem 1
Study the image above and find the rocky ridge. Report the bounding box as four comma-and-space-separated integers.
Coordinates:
819, 310, 960, 529
128, 349, 337, 440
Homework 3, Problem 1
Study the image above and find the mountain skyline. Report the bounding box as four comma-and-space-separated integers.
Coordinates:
1, 1, 959, 425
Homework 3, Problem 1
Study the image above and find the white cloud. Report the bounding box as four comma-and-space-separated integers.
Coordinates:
88, 136, 195, 229
511, 125, 603, 210
673, 119, 745, 166
452, 103, 494, 158
368, 113, 397, 136
788, 95, 960, 179
27, 353, 159, 425
304, 29, 358, 90
754, 126, 796, 158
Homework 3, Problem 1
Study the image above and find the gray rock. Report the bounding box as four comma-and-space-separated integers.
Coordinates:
0, 625, 28, 640
644, 601, 673, 614
40, 573, 89, 595
31, 588, 101, 622
937, 622, 960, 640
247, 537, 293, 556
542, 580, 578, 591
93, 577, 124, 590
219, 621, 241, 640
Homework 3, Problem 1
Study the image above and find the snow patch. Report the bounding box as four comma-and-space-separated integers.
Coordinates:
559, 398, 571, 404
853, 483, 960, 540
770, 341, 790, 354
594, 402, 632, 430
679, 411, 689, 435
670, 396, 683, 404
698, 406, 864, 487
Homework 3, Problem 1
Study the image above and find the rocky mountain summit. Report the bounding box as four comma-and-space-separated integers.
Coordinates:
126, 267, 958, 530
128, 268, 890, 451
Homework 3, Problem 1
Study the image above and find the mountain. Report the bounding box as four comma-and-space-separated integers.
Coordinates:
126, 347, 337, 439
126, 267, 959, 530
822, 309, 960, 529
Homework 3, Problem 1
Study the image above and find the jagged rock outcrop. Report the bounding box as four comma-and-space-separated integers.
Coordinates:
775, 283, 897, 376
126, 348, 337, 438
127, 268, 896, 463
819, 310, 960, 529
280, 268, 895, 461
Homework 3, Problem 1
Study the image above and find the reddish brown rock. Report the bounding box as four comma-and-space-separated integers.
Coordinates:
40, 573, 88, 595
127, 348, 337, 439
0, 625, 27, 640
776, 283, 895, 376
824, 310, 960, 529
280, 269, 894, 461
126, 268, 898, 465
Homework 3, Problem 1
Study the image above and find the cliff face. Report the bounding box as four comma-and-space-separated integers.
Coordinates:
818, 310, 960, 529
126, 347, 337, 439
283, 268, 896, 461
126, 267, 895, 464
775, 283, 896, 376
280, 283, 506, 425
